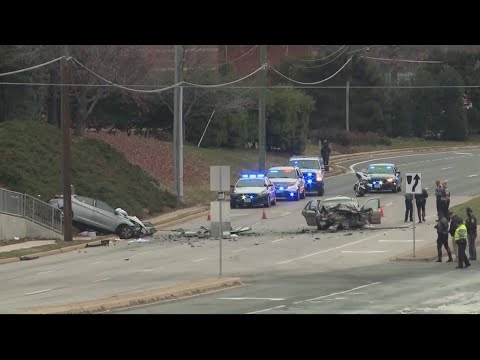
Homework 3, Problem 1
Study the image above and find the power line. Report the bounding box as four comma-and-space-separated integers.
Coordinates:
0, 56, 65, 77
361, 56, 444, 64
216, 45, 258, 66
283, 45, 347, 63
347, 45, 382, 55
270, 57, 352, 85
1, 81, 474, 89
71, 58, 180, 93
182, 64, 266, 88
293, 46, 349, 69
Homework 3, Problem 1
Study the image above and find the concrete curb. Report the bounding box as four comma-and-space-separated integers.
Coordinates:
390, 243, 438, 262
0, 239, 108, 265
18, 277, 243, 314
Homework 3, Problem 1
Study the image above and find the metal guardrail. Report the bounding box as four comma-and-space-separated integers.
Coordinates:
0, 188, 63, 234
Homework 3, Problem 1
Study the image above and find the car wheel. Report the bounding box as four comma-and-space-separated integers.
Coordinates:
116, 224, 135, 239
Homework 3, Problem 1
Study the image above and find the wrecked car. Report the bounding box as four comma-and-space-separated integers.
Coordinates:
49, 195, 156, 239
301, 196, 381, 231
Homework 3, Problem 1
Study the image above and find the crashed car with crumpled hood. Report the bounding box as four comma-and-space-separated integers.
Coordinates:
301, 196, 381, 231
49, 194, 156, 239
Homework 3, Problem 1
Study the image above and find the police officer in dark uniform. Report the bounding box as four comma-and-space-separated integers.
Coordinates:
415, 188, 428, 223
404, 193, 413, 222
320, 140, 332, 171
465, 207, 477, 261
435, 211, 453, 262
435, 180, 442, 216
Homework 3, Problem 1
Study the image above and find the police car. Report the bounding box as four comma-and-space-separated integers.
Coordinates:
266, 166, 306, 201
230, 174, 277, 209
289, 155, 325, 196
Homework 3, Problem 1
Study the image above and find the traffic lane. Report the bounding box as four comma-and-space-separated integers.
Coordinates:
115, 260, 480, 314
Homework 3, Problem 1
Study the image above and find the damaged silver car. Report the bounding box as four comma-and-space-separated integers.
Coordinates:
49, 195, 156, 239
301, 196, 381, 231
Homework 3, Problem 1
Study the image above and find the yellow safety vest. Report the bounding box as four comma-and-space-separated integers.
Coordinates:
454, 224, 468, 242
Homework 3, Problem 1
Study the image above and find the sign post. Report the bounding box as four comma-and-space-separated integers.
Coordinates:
405, 172, 422, 258
210, 166, 230, 278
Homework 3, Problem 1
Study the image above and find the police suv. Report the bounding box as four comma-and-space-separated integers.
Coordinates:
289, 156, 325, 196
266, 166, 306, 201
230, 174, 277, 209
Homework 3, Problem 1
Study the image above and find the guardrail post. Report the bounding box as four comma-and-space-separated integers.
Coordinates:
52, 207, 55, 229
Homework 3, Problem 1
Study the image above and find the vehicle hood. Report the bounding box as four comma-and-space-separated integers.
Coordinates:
300, 168, 321, 174
369, 173, 395, 180
234, 187, 267, 195
269, 178, 296, 184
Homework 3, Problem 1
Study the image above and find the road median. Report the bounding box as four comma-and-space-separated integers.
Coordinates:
18, 277, 243, 314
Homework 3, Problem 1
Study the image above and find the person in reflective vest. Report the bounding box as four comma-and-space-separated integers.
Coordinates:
454, 222, 471, 269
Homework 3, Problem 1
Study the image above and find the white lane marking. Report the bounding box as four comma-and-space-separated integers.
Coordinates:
455, 152, 472, 155
36, 270, 54, 275
92, 277, 111, 283
221, 297, 285, 301
341, 250, 388, 253
468, 174, 479, 178
276, 233, 384, 265
441, 167, 452, 170
252, 222, 261, 226
91, 261, 104, 265
379, 239, 425, 243
138, 267, 162, 272
385, 202, 394, 207
232, 248, 247, 253
246, 305, 286, 314
135, 251, 151, 256
348, 151, 466, 173
272, 238, 284, 243
280, 212, 291, 217
24, 288, 53, 296
192, 258, 208, 262
231, 213, 250, 217
294, 282, 382, 304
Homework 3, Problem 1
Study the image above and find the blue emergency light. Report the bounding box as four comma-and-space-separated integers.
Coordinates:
308, 173, 312, 176
307, 179, 312, 184
241, 174, 264, 179
279, 187, 284, 190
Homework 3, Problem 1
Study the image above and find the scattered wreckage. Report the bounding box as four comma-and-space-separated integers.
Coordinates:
157, 225, 253, 241
302, 196, 381, 232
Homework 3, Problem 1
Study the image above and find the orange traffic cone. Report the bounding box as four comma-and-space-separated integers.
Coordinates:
262, 210, 267, 220
380, 207, 384, 217
207, 212, 211, 221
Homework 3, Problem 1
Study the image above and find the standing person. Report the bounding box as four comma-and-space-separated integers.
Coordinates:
404, 193, 413, 222
415, 188, 428, 223
449, 211, 462, 260
440, 181, 450, 218
435, 180, 442, 218
465, 207, 477, 261
320, 140, 332, 171
434, 211, 453, 262
453, 219, 470, 269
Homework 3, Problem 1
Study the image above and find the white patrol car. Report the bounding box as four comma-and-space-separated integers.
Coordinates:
266, 166, 306, 201
230, 174, 277, 209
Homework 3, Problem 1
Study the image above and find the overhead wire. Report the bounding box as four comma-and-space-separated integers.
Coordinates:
283, 45, 347, 63
292, 46, 350, 69
270, 57, 352, 85
0, 56, 65, 77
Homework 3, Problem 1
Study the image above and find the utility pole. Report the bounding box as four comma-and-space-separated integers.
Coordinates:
258, 45, 267, 173
173, 45, 184, 203
61, 45, 73, 242
346, 50, 353, 133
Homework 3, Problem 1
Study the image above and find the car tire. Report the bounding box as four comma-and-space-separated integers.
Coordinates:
116, 224, 135, 239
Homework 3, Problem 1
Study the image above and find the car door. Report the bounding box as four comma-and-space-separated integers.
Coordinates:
302, 200, 319, 226
360, 198, 381, 224
73, 196, 96, 226
93, 199, 119, 231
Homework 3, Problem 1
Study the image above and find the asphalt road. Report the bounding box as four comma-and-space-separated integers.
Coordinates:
1, 148, 480, 313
